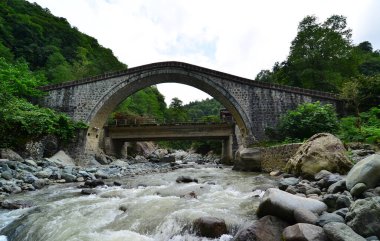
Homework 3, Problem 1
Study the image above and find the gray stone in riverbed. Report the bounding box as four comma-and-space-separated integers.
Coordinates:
346, 197, 380, 238
293, 208, 319, 224
256, 188, 327, 223
316, 212, 345, 226
35, 168, 53, 179
61, 173, 77, 182
279, 177, 299, 190
282, 223, 328, 241
233, 215, 289, 241
323, 222, 366, 241
1, 199, 33, 209
346, 154, 380, 193
350, 183, 367, 197
1, 171, 13, 180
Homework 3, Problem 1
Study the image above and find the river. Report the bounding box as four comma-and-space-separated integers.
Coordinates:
0, 165, 278, 241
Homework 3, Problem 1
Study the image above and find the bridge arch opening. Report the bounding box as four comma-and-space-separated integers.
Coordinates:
84, 71, 254, 159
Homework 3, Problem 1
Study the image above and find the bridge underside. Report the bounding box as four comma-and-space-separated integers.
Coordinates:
102, 123, 235, 163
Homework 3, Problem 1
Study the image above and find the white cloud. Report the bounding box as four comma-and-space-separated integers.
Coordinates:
28, 0, 379, 104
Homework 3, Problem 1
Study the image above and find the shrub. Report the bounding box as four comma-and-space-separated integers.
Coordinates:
277, 102, 339, 140
339, 106, 380, 144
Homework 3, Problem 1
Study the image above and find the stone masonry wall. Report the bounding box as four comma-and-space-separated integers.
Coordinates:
260, 143, 302, 172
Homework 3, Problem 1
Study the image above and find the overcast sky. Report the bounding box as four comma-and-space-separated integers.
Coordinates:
28, 0, 380, 104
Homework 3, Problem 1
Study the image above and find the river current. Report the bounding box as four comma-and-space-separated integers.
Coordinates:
0, 166, 278, 241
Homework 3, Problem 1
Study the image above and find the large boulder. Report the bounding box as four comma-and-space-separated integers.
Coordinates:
46, 151, 75, 167
193, 216, 228, 238
233, 215, 289, 241
233, 148, 261, 172
0, 149, 23, 162
346, 154, 380, 192
282, 223, 328, 241
285, 133, 352, 177
345, 197, 380, 238
256, 188, 327, 222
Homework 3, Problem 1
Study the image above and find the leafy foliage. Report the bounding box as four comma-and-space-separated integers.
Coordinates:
0, 58, 87, 149
339, 106, 380, 144
275, 102, 339, 140
0, 0, 126, 84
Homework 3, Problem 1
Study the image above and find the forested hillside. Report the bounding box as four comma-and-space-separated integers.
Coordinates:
0, 0, 126, 84
255, 15, 380, 112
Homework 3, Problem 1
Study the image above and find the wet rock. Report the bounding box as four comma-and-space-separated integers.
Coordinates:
285, 133, 352, 178
346, 197, 380, 238
1, 199, 33, 209
256, 188, 327, 222
176, 176, 198, 183
159, 155, 175, 163
346, 154, 380, 193
233, 215, 289, 241
84, 179, 104, 188
193, 216, 228, 238
279, 177, 299, 191
113, 181, 122, 186
282, 223, 327, 241
293, 208, 318, 224
285, 186, 298, 195
81, 188, 99, 195
324, 222, 366, 241
366, 236, 380, 241
233, 148, 261, 172
316, 212, 345, 226
322, 193, 352, 212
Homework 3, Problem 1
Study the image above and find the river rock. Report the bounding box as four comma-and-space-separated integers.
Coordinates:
176, 176, 198, 183
1, 199, 33, 209
81, 188, 99, 195
193, 216, 228, 238
327, 179, 347, 194
19, 171, 38, 184
294, 208, 319, 224
46, 150, 75, 167
279, 177, 299, 190
346, 154, 380, 193
84, 179, 104, 188
323, 222, 366, 241
1, 171, 13, 180
285, 133, 352, 178
233, 148, 261, 172
32, 179, 47, 189
256, 188, 327, 222
159, 155, 175, 163
233, 215, 289, 241
345, 197, 380, 237
0, 149, 23, 162
316, 212, 345, 226
61, 173, 77, 182
282, 223, 327, 241
35, 168, 53, 179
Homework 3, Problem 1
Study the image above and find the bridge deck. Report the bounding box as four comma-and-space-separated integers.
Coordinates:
105, 123, 235, 141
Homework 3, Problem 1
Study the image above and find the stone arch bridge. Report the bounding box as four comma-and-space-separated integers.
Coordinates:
40, 61, 340, 160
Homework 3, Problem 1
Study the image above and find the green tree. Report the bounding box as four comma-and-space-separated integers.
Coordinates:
277, 102, 339, 140
0, 57, 86, 149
